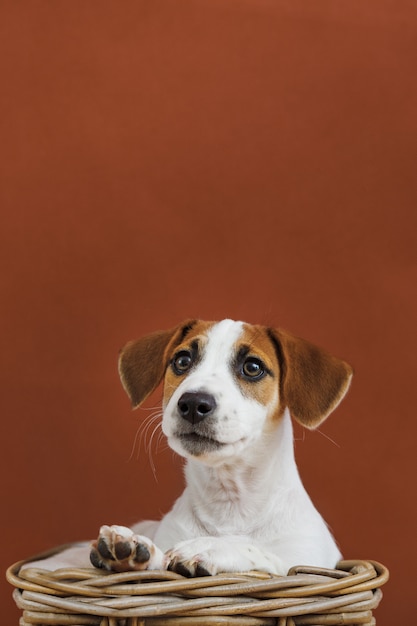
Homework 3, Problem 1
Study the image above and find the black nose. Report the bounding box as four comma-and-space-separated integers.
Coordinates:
177, 391, 217, 424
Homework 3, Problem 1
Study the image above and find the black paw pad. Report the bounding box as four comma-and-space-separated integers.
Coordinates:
195, 563, 211, 577
115, 541, 133, 560
168, 561, 192, 577
90, 548, 103, 569
97, 537, 115, 561
135, 544, 151, 563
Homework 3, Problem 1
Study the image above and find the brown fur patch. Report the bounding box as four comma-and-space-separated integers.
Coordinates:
268, 328, 353, 429
232, 324, 281, 415
119, 319, 198, 408
162, 320, 216, 406
118, 319, 352, 431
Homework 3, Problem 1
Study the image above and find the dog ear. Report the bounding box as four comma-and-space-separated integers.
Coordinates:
119, 320, 197, 408
268, 328, 353, 429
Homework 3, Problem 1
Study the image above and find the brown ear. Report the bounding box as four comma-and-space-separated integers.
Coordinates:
269, 328, 353, 429
118, 320, 197, 408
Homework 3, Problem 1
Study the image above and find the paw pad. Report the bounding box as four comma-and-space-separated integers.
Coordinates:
90, 525, 153, 572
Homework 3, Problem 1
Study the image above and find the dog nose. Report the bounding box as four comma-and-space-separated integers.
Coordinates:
177, 392, 217, 424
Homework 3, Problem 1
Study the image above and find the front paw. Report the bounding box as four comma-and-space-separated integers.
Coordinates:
166, 538, 226, 577
166, 537, 286, 577
90, 525, 166, 572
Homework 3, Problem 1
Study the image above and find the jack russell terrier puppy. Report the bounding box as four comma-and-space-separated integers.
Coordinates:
28, 319, 352, 577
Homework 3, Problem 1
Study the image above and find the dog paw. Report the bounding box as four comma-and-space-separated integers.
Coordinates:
90, 525, 166, 572
166, 538, 233, 577
167, 551, 213, 577
166, 537, 286, 577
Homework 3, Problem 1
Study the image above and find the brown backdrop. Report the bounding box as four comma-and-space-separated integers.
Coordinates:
1, 1, 416, 623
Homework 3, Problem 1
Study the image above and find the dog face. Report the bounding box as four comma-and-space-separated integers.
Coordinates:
161, 319, 280, 462
119, 319, 352, 463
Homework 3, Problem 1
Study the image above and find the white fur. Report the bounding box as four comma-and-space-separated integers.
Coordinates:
25, 319, 341, 576
162, 320, 275, 464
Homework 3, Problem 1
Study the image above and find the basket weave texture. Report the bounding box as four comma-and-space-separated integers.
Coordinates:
7, 546, 389, 626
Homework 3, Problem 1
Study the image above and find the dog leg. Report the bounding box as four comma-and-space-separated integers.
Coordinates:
90, 525, 167, 572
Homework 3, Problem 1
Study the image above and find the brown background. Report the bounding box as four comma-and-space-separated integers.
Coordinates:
1, 1, 416, 623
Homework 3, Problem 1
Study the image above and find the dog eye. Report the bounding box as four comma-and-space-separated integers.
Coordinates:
242, 357, 265, 380
172, 351, 193, 374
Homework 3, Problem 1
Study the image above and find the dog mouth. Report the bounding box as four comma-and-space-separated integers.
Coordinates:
175, 431, 224, 456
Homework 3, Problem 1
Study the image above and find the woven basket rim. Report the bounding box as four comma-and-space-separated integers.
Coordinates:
6, 544, 389, 626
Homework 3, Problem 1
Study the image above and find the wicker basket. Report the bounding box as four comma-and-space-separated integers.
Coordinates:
7, 545, 389, 626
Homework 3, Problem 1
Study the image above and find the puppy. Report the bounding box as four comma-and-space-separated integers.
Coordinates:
28, 319, 352, 577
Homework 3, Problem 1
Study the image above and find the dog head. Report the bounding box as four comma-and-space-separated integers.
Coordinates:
119, 319, 352, 463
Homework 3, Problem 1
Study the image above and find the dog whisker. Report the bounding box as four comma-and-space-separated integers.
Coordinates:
147, 425, 160, 482
156, 430, 167, 450
315, 428, 340, 448
294, 429, 306, 443
128, 410, 163, 465
127, 423, 144, 463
